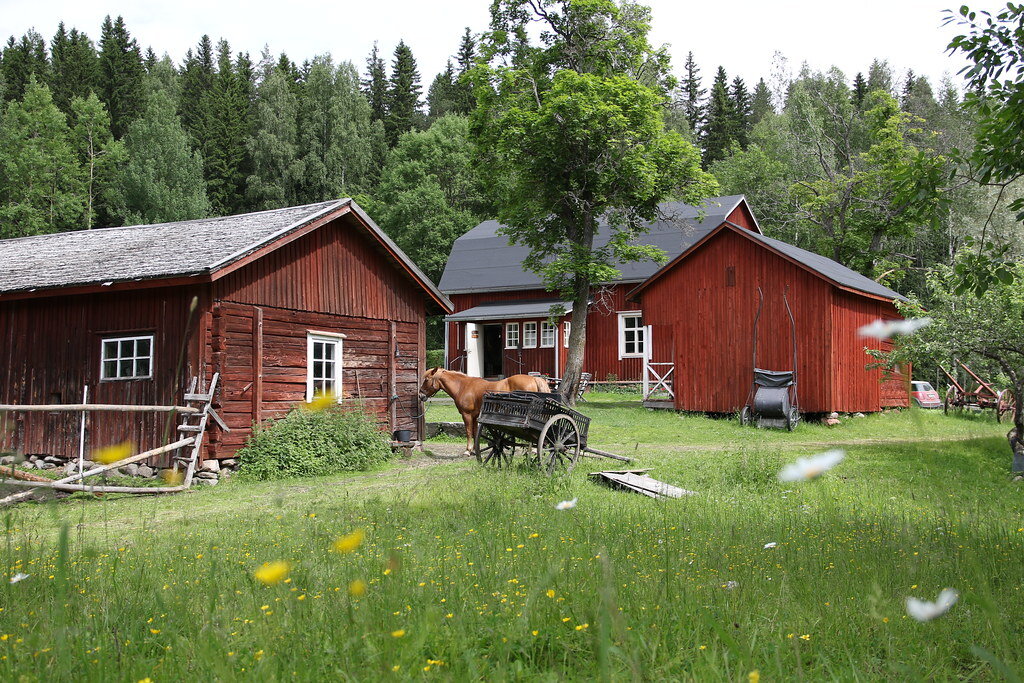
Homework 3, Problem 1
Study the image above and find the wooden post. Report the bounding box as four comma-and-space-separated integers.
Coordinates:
78, 385, 88, 476
417, 316, 425, 441
389, 320, 397, 433
252, 306, 263, 425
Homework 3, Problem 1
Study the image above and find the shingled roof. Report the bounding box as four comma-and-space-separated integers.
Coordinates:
0, 200, 452, 310
438, 195, 752, 294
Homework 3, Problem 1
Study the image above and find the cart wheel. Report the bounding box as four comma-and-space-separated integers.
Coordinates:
538, 414, 581, 476
475, 424, 514, 468
739, 406, 751, 426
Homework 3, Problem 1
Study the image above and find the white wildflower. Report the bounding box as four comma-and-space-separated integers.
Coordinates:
778, 449, 845, 482
858, 317, 932, 339
9, 573, 29, 584
906, 588, 959, 622
554, 498, 577, 511
763, 542, 777, 549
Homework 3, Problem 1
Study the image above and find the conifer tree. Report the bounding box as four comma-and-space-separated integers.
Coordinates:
108, 90, 210, 225
69, 93, 124, 228
901, 68, 916, 108
144, 47, 158, 72
247, 66, 300, 209
329, 61, 383, 194
50, 25, 99, 114
204, 41, 254, 214
729, 75, 752, 148
867, 58, 893, 95
453, 27, 476, 114
295, 56, 338, 202
385, 40, 423, 146
178, 35, 215, 152
0, 77, 83, 237
701, 66, 736, 166
427, 61, 459, 119
1, 30, 50, 103
98, 15, 145, 137
750, 77, 773, 125
362, 42, 388, 122
851, 71, 868, 107
680, 51, 706, 132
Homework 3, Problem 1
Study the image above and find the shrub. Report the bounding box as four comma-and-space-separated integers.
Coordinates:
237, 402, 392, 481
426, 349, 444, 369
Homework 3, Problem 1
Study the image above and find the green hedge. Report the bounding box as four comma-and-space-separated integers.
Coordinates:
237, 402, 392, 481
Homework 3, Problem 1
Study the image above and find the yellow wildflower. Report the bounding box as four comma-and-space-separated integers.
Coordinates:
392, 665, 400, 672
391, 629, 406, 638
348, 579, 367, 597
332, 529, 365, 554
93, 442, 133, 465
253, 561, 291, 586
749, 671, 760, 683
149, 629, 160, 635
160, 469, 184, 485
546, 589, 556, 599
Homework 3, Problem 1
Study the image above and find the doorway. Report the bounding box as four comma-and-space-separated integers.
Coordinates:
482, 324, 503, 377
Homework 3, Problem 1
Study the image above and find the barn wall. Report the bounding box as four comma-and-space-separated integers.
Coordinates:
726, 203, 759, 232
830, 290, 909, 411
639, 228, 836, 413
0, 287, 201, 463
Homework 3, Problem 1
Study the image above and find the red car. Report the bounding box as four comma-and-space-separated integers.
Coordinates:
911, 381, 942, 409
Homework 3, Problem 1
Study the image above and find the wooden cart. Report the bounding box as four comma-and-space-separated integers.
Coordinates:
941, 360, 1015, 422
474, 391, 592, 475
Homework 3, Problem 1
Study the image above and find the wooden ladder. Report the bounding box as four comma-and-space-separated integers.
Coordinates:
173, 372, 223, 487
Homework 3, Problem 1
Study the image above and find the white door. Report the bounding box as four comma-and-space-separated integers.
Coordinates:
465, 323, 483, 377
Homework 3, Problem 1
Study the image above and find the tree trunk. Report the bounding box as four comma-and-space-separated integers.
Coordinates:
559, 273, 591, 407
1010, 385, 1024, 473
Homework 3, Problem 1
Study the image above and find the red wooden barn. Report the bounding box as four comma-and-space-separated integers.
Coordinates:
439, 195, 908, 414
0, 200, 451, 462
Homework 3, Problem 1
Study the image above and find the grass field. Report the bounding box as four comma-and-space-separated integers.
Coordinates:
1, 399, 1021, 680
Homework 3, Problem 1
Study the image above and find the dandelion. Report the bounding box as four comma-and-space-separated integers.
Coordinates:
778, 449, 845, 482
149, 629, 161, 635
800, 634, 811, 641
749, 672, 760, 683
763, 542, 777, 549
93, 442, 133, 465
348, 579, 367, 597
392, 666, 400, 672
253, 561, 291, 586
546, 589, 556, 599
555, 498, 577, 510
531, 630, 538, 636
858, 317, 931, 339
906, 588, 959, 622
332, 529, 365, 554
9, 573, 29, 584
391, 629, 406, 638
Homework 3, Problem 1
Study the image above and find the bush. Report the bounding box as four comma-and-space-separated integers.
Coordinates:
426, 349, 444, 369
237, 402, 392, 481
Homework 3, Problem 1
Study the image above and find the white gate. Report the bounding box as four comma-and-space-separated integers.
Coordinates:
642, 324, 675, 401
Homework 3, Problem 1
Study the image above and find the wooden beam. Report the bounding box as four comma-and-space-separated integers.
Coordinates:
253, 306, 264, 425
0, 404, 198, 414
389, 320, 397, 431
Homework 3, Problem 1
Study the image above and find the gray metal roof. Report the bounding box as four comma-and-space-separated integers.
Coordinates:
0, 200, 453, 311
743, 229, 907, 302
444, 299, 573, 322
438, 195, 749, 294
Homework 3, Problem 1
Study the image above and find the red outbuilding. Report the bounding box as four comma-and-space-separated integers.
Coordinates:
0, 200, 451, 463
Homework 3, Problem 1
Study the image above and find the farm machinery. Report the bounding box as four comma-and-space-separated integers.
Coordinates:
940, 360, 1015, 422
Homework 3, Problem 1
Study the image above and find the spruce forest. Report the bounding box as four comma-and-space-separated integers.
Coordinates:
0, 14, 1020, 300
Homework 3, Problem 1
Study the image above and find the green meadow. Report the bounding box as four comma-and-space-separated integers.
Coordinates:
1, 396, 1021, 680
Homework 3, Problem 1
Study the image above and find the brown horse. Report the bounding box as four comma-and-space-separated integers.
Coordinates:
418, 368, 549, 455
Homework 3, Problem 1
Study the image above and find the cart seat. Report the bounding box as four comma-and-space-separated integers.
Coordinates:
754, 369, 794, 388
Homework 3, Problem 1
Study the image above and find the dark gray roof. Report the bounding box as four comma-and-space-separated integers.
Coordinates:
743, 229, 906, 302
0, 200, 453, 311
438, 195, 749, 294
445, 299, 573, 322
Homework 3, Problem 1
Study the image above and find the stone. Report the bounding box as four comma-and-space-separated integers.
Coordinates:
853, 412, 865, 418
123, 463, 139, 477
828, 412, 839, 419
424, 423, 441, 439
824, 418, 841, 427
1013, 475, 1023, 482
196, 471, 218, 480
43, 455, 63, 464
64, 463, 78, 475
220, 459, 237, 468
196, 477, 218, 486
0, 455, 14, 465
200, 459, 221, 473
137, 465, 154, 478
220, 469, 233, 478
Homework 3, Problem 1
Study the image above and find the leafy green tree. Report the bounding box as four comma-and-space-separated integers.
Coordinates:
50, 24, 99, 114
108, 90, 210, 225
472, 0, 718, 401
362, 42, 388, 122
0, 77, 83, 237
1, 30, 49, 103
247, 65, 300, 209
750, 77, 773, 125
702, 66, 735, 165
385, 40, 423, 146
679, 51, 705, 132
70, 93, 124, 229
98, 15, 145, 137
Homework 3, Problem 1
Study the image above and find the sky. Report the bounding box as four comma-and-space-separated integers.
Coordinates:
0, 0, 973, 93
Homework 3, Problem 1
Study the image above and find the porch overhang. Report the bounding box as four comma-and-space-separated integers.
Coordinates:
444, 300, 573, 323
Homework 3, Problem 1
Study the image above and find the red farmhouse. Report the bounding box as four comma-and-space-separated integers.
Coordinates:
439, 195, 908, 414
0, 200, 451, 462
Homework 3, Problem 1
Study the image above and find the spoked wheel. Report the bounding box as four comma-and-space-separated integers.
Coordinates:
739, 406, 752, 426
997, 390, 1015, 423
538, 414, 581, 476
475, 424, 515, 468
786, 407, 799, 432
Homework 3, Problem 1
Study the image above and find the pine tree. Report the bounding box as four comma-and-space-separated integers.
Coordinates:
729, 75, 752, 148
680, 51, 706, 132
108, 90, 210, 225
247, 67, 300, 209
50, 25, 99, 115
144, 47, 158, 72
98, 15, 145, 137
701, 66, 735, 166
453, 27, 476, 114
178, 35, 215, 153
1, 30, 49, 103
851, 71, 868, 107
427, 61, 458, 119
866, 58, 893, 95
204, 41, 254, 214
0, 77, 83, 237
70, 93, 124, 228
750, 78, 773, 125
901, 69, 916, 109
362, 42, 388, 122
385, 40, 423, 146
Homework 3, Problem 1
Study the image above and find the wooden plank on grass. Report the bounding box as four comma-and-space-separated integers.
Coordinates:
590, 470, 695, 499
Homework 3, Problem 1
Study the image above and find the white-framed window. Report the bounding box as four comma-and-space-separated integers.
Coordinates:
618, 313, 645, 358
101, 335, 154, 380
523, 321, 538, 348
306, 331, 345, 402
540, 321, 556, 348
563, 321, 571, 348
505, 322, 520, 349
